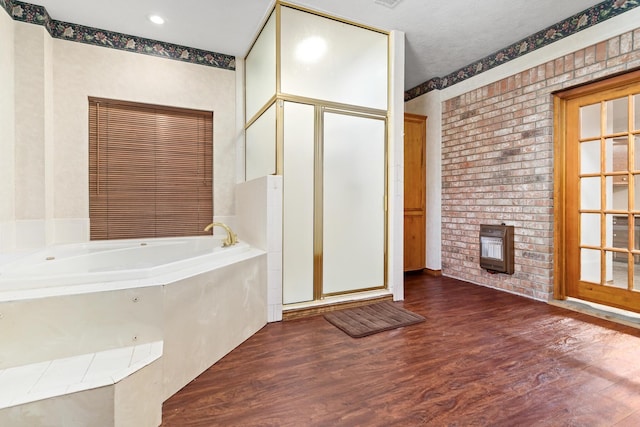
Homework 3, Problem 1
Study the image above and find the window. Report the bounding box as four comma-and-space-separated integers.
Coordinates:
89, 98, 213, 240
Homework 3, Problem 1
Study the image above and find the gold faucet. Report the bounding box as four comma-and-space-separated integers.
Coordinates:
204, 222, 238, 247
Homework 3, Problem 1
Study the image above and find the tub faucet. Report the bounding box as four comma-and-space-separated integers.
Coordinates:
204, 222, 238, 247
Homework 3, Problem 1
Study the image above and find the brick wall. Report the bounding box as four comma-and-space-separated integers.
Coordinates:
441, 28, 640, 301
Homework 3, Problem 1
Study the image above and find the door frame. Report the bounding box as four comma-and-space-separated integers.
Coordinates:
554, 69, 640, 307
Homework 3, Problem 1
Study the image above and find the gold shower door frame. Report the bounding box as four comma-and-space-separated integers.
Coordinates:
278, 98, 389, 302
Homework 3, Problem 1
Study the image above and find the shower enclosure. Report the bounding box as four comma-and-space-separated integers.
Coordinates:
245, 1, 389, 305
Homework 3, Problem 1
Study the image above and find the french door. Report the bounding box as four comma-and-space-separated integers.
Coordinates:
558, 73, 640, 313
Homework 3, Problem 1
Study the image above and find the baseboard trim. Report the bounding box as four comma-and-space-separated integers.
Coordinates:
283, 294, 393, 321
423, 268, 442, 277
404, 268, 442, 277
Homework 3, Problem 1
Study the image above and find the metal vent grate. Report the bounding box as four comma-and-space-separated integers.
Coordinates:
374, 0, 402, 8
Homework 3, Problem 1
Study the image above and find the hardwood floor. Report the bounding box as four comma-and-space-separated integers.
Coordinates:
162, 274, 640, 426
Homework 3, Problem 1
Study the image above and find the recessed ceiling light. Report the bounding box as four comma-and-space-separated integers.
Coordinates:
374, 0, 402, 8
148, 15, 165, 25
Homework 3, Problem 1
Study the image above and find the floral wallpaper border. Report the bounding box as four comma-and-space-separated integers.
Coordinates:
0, 0, 235, 70
405, 0, 640, 101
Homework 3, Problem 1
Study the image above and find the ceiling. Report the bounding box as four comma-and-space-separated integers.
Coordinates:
28, 0, 604, 90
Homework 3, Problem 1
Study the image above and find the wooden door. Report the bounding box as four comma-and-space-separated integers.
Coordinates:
404, 114, 427, 271
559, 76, 640, 313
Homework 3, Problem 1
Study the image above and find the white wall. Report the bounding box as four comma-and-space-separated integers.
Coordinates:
2, 20, 237, 251
405, 7, 640, 271
0, 11, 16, 251
389, 30, 405, 300
52, 34, 237, 236
12, 23, 53, 249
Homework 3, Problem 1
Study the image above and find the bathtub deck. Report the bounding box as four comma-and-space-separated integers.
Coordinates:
0, 239, 267, 426
0, 341, 162, 410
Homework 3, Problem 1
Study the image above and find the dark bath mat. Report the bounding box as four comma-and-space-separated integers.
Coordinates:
324, 301, 425, 338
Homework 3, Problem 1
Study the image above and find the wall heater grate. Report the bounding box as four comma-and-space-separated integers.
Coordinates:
479, 224, 514, 274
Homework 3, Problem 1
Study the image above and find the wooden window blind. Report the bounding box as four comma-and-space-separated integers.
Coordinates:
89, 97, 213, 240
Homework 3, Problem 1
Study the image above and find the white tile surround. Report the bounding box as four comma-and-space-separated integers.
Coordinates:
0, 219, 90, 253
236, 176, 283, 322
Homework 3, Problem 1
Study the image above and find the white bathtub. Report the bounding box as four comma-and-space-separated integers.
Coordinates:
0, 235, 267, 425
0, 236, 258, 300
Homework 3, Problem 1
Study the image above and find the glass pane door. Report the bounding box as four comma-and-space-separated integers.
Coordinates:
578, 93, 640, 294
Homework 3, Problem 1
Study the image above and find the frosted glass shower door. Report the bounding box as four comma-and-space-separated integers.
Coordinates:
322, 112, 386, 295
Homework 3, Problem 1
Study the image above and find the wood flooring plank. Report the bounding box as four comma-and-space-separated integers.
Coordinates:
162, 274, 640, 427
614, 411, 640, 426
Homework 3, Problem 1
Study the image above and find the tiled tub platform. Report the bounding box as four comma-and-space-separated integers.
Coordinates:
0, 239, 267, 427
